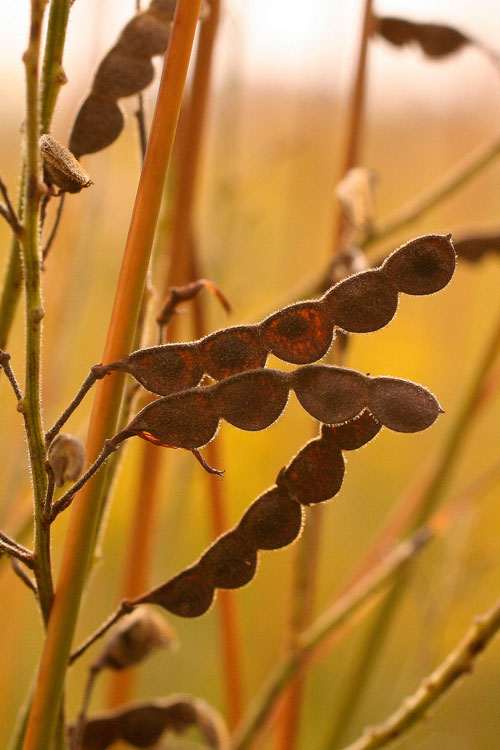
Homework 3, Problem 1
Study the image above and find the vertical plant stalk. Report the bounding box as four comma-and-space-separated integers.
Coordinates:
22, 3, 203, 748
331, 0, 373, 258
324, 304, 500, 749
0, 0, 72, 352
21, 0, 53, 627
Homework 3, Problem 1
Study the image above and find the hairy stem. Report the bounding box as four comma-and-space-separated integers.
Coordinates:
22, 3, 203, 747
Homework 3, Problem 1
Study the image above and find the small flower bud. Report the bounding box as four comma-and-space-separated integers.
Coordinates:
95, 606, 177, 671
47, 433, 85, 487
39, 134, 93, 194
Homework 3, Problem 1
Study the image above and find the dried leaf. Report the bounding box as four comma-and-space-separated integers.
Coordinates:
375, 16, 471, 59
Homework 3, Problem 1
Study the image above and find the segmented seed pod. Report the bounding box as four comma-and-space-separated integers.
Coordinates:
214, 369, 289, 431
94, 607, 176, 671
277, 435, 345, 505
368, 376, 442, 432
324, 410, 381, 450
141, 565, 214, 618
261, 300, 334, 364
382, 234, 456, 295
293, 365, 368, 424
106, 343, 203, 396
239, 487, 303, 550
325, 268, 399, 333
200, 530, 258, 589
200, 325, 267, 380
123, 388, 218, 449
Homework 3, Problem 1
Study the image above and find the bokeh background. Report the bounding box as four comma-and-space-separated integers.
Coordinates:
1, 1, 500, 748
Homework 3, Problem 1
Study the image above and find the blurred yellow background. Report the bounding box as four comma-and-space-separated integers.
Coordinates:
0, 2, 500, 748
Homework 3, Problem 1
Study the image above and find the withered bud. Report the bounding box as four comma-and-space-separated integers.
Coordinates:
47, 433, 85, 487
335, 167, 377, 233
95, 606, 177, 671
39, 134, 93, 194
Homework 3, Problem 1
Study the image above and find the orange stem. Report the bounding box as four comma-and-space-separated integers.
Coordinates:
22, 3, 202, 747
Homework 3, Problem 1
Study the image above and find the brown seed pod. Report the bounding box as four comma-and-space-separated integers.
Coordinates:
106, 344, 203, 397
325, 268, 399, 333
214, 369, 289, 431
239, 487, 303, 550
368, 376, 442, 432
47, 432, 85, 487
375, 16, 471, 59
277, 434, 345, 505
454, 233, 500, 263
324, 409, 381, 450
122, 388, 218, 450
72, 695, 229, 750
69, 95, 124, 158
199, 530, 258, 589
39, 135, 92, 194
140, 565, 214, 618
200, 325, 267, 380
382, 234, 456, 295
293, 365, 368, 424
261, 301, 334, 364
94, 607, 176, 671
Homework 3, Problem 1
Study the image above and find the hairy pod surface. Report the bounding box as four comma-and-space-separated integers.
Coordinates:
104, 235, 456, 397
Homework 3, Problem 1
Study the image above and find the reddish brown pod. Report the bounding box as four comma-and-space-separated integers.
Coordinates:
239, 487, 303, 550
117, 388, 218, 450
293, 365, 368, 424
261, 300, 334, 363
200, 325, 267, 380
214, 369, 289, 431
368, 376, 443, 432
382, 234, 456, 295
325, 409, 381, 450
139, 565, 214, 618
199, 530, 258, 589
324, 268, 400, 333
105, 344, 203, 397
277, 433, 345, 505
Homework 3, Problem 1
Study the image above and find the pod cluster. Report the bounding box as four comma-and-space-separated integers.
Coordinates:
102, 235, 456, 397
134, 412, 382, 618
112, 364, 442, 452
71, 694, 228, 750
69, 1, 206, 158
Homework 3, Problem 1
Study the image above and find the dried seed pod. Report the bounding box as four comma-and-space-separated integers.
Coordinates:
382, 234, 456, 295
375, 16, 471, 59
47, 432, 85, 487
121, 389, 218, 450
368, 376, 442, 432
39, 135, 92, 194
69, 95, 125, 157
293, 365, 368, 424
454, 233, 500, 263
140, 565, 214, 618
261, 301, 334, 364
239, 487, 303, 550
200, 325, 267, 380
277, 434, 345, 505
214, 369, 289, 431
94, 607, 176, 671
325, 268, 399, 332
324, 410, 381, 450
200, 530, 258, 589
106, 343, 203, 396
72, 695, 229, 750
92, 50, 155, 100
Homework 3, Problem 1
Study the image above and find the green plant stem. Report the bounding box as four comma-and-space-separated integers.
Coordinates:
342, 595, 500, 750
364, 130, 500, 252
231, 528, 431, 750
324, 303, 500, 748
22, 3, 203, 747
21, 0, 53, 629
